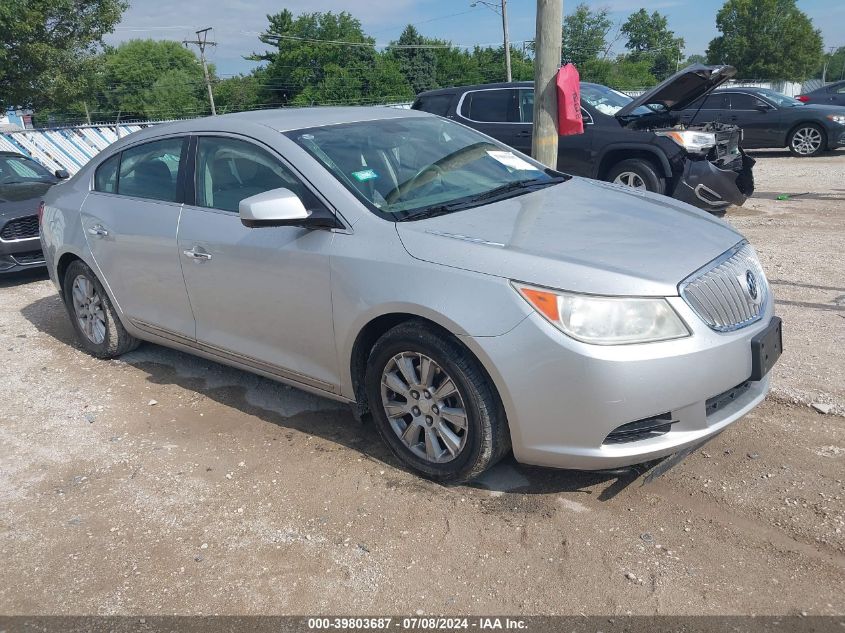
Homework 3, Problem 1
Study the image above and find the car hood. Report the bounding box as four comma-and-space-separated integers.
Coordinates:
616, 64, 737, 121
395, 178, 744, 297
0, 181, 54, 219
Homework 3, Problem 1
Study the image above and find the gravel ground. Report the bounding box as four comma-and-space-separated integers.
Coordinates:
1, 149, 843, 616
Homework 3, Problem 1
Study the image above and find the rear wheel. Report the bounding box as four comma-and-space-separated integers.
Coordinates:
788, 124, 826, 157
606, 158, 666, 194
364, 321, 509, 483
63, 260, 139, 358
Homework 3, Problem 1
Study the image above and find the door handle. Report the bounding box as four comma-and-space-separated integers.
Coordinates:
183, 247, 212, 262
87, 224, 109, 237
516, 130, 532, 137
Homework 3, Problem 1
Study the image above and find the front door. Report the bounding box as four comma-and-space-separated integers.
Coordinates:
724, 92, 784, 148
177, 135, 339, 392
80, 136, 195, 339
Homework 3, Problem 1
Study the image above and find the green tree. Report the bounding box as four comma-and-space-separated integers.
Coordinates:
706, 0, 823, 80
214, 73, 265, 114
0, 0, 127, 110
621, 9, 684, 80
391, 25, 438, 95
251, 10, 410, 106
685, 54, 708, 66
816, 47, 845, 82
98, 40, 208, 120
561, 4, 612, 67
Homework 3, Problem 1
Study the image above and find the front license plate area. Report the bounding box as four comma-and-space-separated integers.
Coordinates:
750, 317, 783, 381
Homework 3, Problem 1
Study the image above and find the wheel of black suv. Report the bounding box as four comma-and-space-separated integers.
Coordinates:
788, 123, 826, 157
606, 158, 666, 194
364, 321, 510, 483
63, 259, 139, 358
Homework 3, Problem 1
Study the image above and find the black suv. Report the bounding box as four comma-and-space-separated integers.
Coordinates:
413, 64, 755, 214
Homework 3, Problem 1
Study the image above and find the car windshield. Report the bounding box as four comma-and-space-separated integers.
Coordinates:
580, 84, 655, 116
750, 88, 803, 107
0, 155, 54, 184
287, 116, 563, 220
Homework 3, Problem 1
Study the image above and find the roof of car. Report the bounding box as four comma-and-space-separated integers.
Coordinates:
415, 81, 609, 97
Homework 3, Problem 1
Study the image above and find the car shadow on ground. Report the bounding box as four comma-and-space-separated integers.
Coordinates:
0, 268, 50, 288
20, 293, 647, 501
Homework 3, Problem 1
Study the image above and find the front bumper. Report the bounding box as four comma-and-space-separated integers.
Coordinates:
672, 150, 755, 214
0, 236, 45, 274
465, 295, 775, 470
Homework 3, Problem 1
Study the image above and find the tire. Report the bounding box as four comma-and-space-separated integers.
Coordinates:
606, 158, 666, 194
364, 321, 510, 483
788, 123, 826, 157
63, 260, 139, 358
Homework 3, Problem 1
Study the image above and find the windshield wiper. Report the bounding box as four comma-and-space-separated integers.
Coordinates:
396, 177, 567, 222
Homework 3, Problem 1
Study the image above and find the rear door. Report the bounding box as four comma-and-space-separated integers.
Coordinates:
80, 136, 196, 339
456, 89, 531, 152
176, 134, 339, 391
680, 93, 729, 125
724, 92, 785, 148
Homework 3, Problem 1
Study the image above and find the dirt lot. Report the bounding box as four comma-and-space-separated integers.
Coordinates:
1, 150, 843, 616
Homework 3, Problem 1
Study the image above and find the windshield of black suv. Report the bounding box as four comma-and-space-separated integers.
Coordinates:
0, 154, 55, 185
288, 116, 564, 220
580, 84, 655, 116
750, 88, 804, 107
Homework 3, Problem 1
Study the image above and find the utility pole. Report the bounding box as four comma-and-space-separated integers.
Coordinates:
184, 27, 217, 116
471, 1, 512, 82
531, 0, 563, 168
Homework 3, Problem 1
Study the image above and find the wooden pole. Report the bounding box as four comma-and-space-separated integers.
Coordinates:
531, 0, 562, 168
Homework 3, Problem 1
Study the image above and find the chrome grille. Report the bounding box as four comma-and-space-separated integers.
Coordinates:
680, 242, 768, 332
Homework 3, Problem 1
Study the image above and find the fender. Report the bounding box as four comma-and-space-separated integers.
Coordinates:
593, 143, 674, 179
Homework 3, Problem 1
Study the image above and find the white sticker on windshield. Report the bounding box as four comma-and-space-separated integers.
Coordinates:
486, 150, 538, 171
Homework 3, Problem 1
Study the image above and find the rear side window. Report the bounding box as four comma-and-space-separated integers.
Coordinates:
94, 154, 119, 193
118, 138, 186, 202
690, 94, 728, 110
728, 93, 768, 109
836, 84, 845, 94
460, 89, 518, 122
413, 94, 453, 116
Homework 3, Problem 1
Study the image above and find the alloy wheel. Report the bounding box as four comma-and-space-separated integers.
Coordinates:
791, 126, 822, 155
380, 352, 468, 463
71, 275, 107, 345
613, 171, 647, 189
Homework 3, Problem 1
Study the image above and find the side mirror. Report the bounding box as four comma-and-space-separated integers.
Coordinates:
238, 187, 339, 229
55, 169, 70, 179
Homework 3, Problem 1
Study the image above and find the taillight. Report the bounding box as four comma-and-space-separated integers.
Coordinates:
796, 95, 810, 102
37, 201, 45, 225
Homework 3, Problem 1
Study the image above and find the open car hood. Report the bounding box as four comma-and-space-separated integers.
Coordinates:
615, 64, 736, 121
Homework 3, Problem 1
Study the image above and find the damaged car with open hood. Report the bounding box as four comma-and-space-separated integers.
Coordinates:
412, 64, 755, 214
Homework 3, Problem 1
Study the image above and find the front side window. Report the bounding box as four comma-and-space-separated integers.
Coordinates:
94, 154, 119, 193
460, 89, 518, 122
195, 136, 319, 213
288, 116, 563, 220
118, 137, 186, 202
0, 154, 54, 184
518, 89, 534, 123
729, 93, 768, 110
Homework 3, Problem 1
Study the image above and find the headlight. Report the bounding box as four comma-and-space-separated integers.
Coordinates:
514, 283, 690, 345
827, 114, 845, 125
655, 130, 718, 153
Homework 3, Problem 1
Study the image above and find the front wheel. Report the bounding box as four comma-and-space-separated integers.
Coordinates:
364, 321, 509, 483
606, 158, 666, 194
788, 124, 826, 157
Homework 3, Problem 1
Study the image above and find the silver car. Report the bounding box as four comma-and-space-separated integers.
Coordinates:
40, 107, 782, 482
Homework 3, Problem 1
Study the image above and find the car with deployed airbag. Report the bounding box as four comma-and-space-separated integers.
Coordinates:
40, 107, 781, 482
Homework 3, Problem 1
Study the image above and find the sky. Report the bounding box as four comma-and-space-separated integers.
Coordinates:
105, 0, 845, 77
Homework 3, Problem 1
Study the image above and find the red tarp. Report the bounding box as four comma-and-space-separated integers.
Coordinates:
556, 64, 584, 136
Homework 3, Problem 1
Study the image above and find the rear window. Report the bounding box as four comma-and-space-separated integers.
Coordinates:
412, 94, 454, 117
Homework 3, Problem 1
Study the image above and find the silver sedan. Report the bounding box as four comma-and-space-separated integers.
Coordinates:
40, 107, 782, 482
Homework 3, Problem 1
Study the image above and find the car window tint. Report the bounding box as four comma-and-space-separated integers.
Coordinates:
836, 85, 845, 94
519, 89, 534, 123
94, 154, 120, 193
195, 136, 319, 213
461, 89, 517, 122
414, 94, 453, 116
117, 138, 185, 202
729, 93, 763, 109
689, 94, 726, 109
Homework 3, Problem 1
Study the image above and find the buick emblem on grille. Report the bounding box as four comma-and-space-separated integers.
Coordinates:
742, 270, 761, 305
